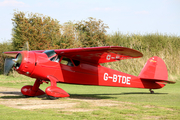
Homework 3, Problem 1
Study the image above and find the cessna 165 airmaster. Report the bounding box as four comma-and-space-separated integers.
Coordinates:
3, 46, 175, 99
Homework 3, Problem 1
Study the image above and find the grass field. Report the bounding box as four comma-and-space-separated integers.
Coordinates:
0, 75, 179, 120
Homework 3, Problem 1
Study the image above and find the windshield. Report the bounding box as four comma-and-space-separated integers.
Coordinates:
43, 50, 56, 58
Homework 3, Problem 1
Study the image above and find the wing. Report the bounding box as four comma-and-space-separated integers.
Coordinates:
54, 46, 143, 64
3, 50, 44, 57
3, 46, 143, 64
3, 51, 20, 57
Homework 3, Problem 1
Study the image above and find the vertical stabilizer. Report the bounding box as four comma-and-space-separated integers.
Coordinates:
138, 56, 168, 80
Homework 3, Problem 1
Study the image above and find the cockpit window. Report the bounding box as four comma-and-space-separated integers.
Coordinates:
50, 55, 61, 62
43, 50, 56, 58
61, 57, 74, 67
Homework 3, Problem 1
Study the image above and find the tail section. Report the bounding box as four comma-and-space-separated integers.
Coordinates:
138, 56, 175, 84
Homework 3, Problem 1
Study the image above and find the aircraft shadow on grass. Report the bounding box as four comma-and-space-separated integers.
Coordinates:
0, 91, 24, 99
0, 91, 46, 99
69, 92, 168, 99
0, 91, 168, 100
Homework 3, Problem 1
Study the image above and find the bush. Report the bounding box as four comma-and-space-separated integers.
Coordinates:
0, 42, 13, 74
1, 11, 180, 79
105, 32, 180, 77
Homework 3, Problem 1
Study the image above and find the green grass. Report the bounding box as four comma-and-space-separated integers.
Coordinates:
0, 75, 180, 119
0, 105, 60, 120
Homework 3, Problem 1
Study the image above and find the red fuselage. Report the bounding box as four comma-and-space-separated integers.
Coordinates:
15, 51, 164, 90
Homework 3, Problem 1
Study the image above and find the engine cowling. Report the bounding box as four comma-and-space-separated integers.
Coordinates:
15, 51, 36, 76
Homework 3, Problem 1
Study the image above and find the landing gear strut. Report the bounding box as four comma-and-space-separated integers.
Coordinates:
45, 76, 70, 99
149, 89, 154, 94
21, 79, 45, 97
21, 76, 69, 99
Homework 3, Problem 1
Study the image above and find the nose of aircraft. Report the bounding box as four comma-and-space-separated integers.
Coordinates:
15, 51, 36, 76
4, 51, 36, 76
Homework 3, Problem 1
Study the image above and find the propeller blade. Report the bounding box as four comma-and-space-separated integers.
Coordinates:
4, 58, 15, 75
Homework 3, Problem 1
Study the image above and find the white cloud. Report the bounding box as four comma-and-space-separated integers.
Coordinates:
0, 0, 27, 7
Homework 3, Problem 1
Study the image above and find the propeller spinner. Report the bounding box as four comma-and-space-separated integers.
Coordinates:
4, 51, 35, 76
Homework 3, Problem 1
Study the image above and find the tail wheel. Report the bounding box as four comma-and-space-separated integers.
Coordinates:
149, 89, 154, 94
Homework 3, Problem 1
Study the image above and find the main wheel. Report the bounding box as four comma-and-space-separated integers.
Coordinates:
47, 95, 59, 100
24, 95, 31, 98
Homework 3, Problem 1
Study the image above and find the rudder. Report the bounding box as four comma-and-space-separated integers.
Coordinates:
138, 56, 168, 80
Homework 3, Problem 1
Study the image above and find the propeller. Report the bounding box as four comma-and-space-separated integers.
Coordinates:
4, 53, 22, 75
4, 41, 29, 75
4, 58, 14, 75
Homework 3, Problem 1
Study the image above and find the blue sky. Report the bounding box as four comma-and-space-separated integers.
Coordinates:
0, 0, 180, 43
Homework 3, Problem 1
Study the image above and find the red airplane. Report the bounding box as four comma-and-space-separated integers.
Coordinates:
3, 46, 175, 99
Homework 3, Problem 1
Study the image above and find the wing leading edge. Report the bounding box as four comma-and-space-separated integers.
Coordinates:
3, 50, 44, 57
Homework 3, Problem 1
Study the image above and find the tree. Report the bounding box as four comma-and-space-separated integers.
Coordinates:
75, 17, 109, 47
56, 21, 82, 49
11, 11, 61, 50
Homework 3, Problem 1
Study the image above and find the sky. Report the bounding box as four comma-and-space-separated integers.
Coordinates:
0, 0, 180, 43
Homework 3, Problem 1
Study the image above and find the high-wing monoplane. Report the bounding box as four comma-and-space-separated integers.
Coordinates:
3, 46, 175, 99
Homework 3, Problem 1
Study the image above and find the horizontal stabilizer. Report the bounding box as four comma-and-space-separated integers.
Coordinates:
139, 56, 175, 84
141, 78, 176, 84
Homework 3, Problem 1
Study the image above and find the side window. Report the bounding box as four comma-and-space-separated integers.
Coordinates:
60, 56, 81, 67
73, 59, 80, 66
60, 57, 74, 67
